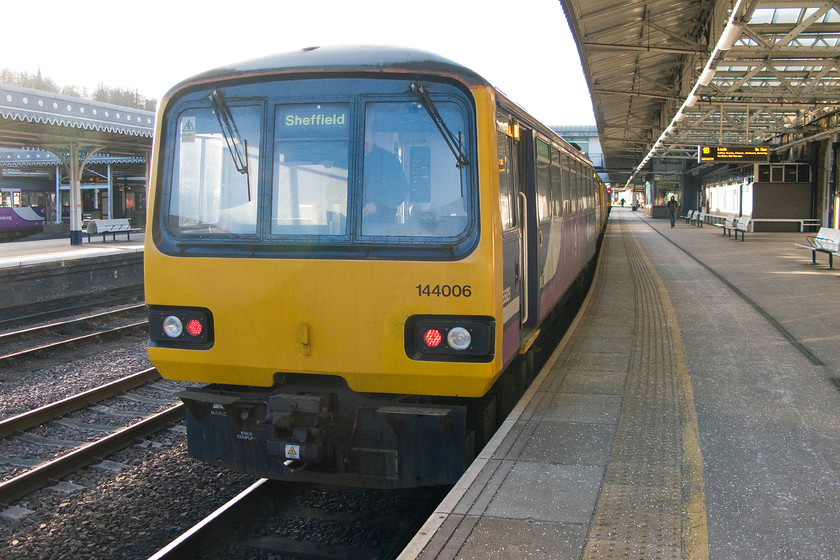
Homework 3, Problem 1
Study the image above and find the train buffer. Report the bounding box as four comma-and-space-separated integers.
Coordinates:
794, 227, 840, 268
84, 218, 142, 243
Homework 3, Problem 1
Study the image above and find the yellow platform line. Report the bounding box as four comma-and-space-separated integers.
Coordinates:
583, 218, 709, 560
629, 218, 709, 560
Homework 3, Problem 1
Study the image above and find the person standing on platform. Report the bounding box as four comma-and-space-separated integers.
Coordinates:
667, 196, 678, 228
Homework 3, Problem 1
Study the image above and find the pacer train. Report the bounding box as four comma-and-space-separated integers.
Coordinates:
145, 46, 608, 488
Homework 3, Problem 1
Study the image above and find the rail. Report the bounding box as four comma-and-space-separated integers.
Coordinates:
0, 403, 184, 505
0, 320, 148, 367
0, 368, 160, 438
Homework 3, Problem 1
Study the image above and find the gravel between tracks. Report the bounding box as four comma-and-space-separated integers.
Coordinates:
0, 332, 255, 559
0, 333, 152, 421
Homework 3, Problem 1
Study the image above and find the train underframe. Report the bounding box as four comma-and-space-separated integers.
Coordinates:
177, 356, 536, 489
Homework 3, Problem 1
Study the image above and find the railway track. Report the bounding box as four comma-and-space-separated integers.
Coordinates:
0, 368, 185, 505
0, 287, 144, 331
0, 367, 159, 438
0, 304, 148, 367
150, 479, 448, 560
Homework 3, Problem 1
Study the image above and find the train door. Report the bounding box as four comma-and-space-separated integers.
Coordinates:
498, 114, 539, 363
497, 115, 524, 364
516, 126, 537, 327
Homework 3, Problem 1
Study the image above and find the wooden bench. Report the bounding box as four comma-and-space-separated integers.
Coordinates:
84, 218, 142, 242
683, 210, 695, 224
734, 216, 750, 241
794, 227, 840, 269
714, 214, 737, 236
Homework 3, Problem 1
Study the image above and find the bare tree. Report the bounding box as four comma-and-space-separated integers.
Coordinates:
2, 69, 156, 111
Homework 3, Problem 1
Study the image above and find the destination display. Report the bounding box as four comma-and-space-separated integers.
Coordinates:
698, 145, 769, 162
275, 103, 349, 139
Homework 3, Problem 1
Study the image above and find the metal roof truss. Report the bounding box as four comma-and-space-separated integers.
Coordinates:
561, 0, 840, 185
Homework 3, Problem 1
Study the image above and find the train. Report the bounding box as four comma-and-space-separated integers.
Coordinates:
0, 206, 45, 241
145, 46, 608, 488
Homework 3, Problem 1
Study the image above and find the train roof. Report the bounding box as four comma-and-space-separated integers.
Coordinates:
160, 45, 591, 167
165, 45, 493, 97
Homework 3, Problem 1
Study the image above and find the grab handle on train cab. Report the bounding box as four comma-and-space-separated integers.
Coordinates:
518, 191, 529, 325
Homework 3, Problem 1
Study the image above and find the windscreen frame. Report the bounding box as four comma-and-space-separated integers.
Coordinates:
153, 75, 480, 261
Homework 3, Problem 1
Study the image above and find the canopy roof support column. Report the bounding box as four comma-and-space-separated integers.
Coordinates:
49, 143, 105, 245
107, 163, 114, 220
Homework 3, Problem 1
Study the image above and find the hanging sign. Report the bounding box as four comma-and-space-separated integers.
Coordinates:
698, 145, 769, 162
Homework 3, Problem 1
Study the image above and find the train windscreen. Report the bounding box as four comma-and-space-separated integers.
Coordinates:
159, 78, 476, 257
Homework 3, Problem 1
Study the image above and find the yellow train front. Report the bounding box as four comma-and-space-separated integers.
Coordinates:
146, 46, 603, 488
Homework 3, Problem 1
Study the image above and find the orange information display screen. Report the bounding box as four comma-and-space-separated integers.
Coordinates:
698, 145, 769, 162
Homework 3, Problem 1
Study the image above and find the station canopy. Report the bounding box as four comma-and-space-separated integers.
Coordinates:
0, 83, 154, 156
560, 0, 840, 186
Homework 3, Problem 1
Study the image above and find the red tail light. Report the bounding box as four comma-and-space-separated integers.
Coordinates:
186, 319, 203, 337
423, 328, 443, 348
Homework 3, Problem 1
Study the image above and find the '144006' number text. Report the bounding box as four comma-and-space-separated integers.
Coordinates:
416, 284, 472, 297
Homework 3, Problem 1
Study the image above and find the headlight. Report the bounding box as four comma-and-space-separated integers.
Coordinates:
162, 315, 183, 338
447, 327, 471, 350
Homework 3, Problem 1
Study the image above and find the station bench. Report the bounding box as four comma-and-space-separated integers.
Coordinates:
695, 211, 707, 227
84, 219, 142, 242
733, 216, 750, 240
705, 213, 728, 226
750, 218, 820, 232
683, 210, 695, 224
714, 214, 737, 237
794, 227, 840, 269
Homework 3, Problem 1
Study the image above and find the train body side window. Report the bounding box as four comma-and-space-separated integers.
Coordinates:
550, 147, 563, 217
497, 131, 516, 231
536, 139, 551, 223
562, 155, 572, 215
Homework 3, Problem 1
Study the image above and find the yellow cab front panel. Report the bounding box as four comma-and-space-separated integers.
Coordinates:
146, 64, 505, 399
146, 251, 500, 397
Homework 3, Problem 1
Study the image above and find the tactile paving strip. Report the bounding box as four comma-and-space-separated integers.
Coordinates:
583, 219, 707, 560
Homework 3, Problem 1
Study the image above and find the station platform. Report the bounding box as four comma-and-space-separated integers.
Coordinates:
401, 208, 840, 559
0, 234, 143, 269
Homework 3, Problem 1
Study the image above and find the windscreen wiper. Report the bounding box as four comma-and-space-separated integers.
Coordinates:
410, 82, 470, 169
209, 89, 252, 201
